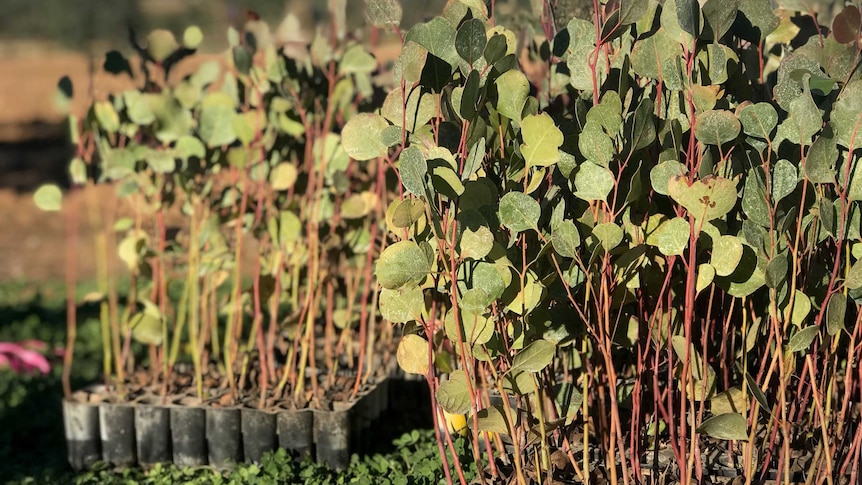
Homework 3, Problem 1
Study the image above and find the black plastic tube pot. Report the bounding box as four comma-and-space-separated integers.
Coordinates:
170, 406, 206, 467
314, 408, 351, 470
371, 381, 384, 421
99, 402, 136, 466
380, 379, 390, 414
241, 408, 276, 463
206, 407, 241, 469
62, 397, 101, 470
134, 401, 171, 466
277, 408, 313, 459
351, 391, 374, 451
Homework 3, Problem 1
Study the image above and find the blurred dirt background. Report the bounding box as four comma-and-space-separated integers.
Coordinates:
0, 0, 847, 282
0, 0, 431, 282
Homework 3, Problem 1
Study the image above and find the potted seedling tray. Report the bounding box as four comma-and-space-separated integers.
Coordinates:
62, 378, 390, 471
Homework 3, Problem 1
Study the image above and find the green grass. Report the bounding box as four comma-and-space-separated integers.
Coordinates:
66, 429, 468, 485
0, 280, 471, 484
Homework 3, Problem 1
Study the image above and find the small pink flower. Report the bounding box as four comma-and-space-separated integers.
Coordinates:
0, 342, 51, 375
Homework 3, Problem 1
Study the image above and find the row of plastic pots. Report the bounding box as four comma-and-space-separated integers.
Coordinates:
62, 380, 389, 471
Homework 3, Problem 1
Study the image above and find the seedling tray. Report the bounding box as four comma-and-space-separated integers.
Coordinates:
62, 379, 390, 471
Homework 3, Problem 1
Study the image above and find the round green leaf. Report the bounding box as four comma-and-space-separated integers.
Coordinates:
771, 159, 797, 203
521, 113, 563, 169
578, 122, 614, 167
484, 32, 509, 64
458, 210, 494, 259
619, 0, 650, 25
379, 286, 424, 323
376, 241, 431, 289
147, 150, 175, 174
494, 70, 529, 120
456, 18, 486, 64
176, 135, 205, 160
787, 290, 811, 327
398, 146, 428, 197
512, 339, 556, 372
552, 220, 581, 258
702, 0, 739, 41
656, 217, 690, 256
459, 289, 492, 319
342, 113, 389, 161
394, 42, 428, 85
94, 101, 120, 133
270, 163, 298, 190
199, 93, 237, 147
764, 253, 788, 289
650, 160, 687, 196
472, 262, 509, 301
341, 192, 375, 219
365, 0, 402, 28
498, 192, 540, 233
695, 110, 741, 145
502, 271, 544, 315
738, 102, 778, 139
430, 165, 465, 198
710, 235, 743, 276
574, 161, 615, 202
832, 80, 862, 150
555, 382, 584, 425
445, 311, 495, 346
631, 98, 657, 151
381, 88, 436, 132
69, 157, 87, 185
231, 112, 259, 146
404, 17, 459, 67
776, 79, 821, 146
805, 134, 838, 184
397, 334, 430, 375
124, 90, 155, 125
437, 370, 472, 415
630, 29, 684, 91
846, 259, 862, 290
738, 0, 779, 42
33, 184, 62, 212
146, 29, 178, 62
710, 387, 747, 415
716, 245, 765, 298
278, 211, 302, 246
826, 293, 847, 336
788, 326, 819, 353
340, 44, 377, 74
696, 263, 715, 293
476, 405, 509, 435
462, 137, 485, 180
593, 222, 623, 250
130, 301, 163, 346
697, 413, 748, 441
392, 199, 426, 228
182, 25, 203, 49
668, 176, 737, 221
741, 169, 770, 227
118, 230, 148, 274
586, 91, 623, 134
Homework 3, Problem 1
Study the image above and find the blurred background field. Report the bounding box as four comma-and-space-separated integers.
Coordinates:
0, 0, 444, 282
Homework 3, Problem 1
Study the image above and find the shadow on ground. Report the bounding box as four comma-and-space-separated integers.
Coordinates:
0, 124, 71, 192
